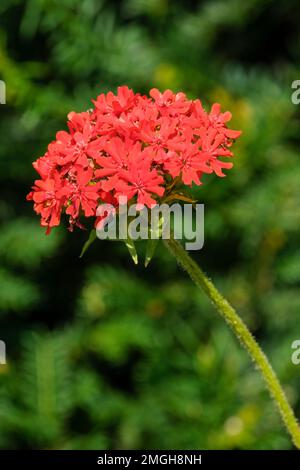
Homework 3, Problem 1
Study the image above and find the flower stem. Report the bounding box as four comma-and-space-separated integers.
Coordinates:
164, 236, 300, 449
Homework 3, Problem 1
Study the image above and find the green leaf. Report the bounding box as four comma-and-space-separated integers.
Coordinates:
164, 192, 198, 204
144, 213, 164, 267
79, 230, 97, 258
145, 238, 160, 267
124, 237, 138, 265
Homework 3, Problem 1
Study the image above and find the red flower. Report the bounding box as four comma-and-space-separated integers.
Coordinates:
115, 144, 164, 207
27, 86, 241, 232
164, 146, 212, 186
140, 116, 181, 154
150, 88, 191, 116
199, 128, 233, 177
208, 103, 241, 140
32, 153, 56, 179
94, 137, 130, 191
65, 168, 101, 220
27, 176, 67, 234
48, 124, 100, 168
93, 86, 138, 118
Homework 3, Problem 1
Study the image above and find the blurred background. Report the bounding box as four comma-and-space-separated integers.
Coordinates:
0, 0, 300, 450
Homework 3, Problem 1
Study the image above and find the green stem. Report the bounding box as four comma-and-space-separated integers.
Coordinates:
164, 236, 300, 449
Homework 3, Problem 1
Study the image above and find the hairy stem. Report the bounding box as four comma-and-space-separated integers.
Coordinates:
164, 236, 300, 449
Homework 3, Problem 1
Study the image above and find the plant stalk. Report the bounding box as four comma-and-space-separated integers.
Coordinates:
164, 236, 300, 449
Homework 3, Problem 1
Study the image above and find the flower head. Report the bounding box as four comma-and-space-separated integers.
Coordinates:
27, 86, 241, 233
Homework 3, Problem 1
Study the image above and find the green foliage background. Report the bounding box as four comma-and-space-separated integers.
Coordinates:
0, 0, 300, 450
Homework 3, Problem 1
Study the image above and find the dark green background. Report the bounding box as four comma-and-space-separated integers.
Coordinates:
0, 0, 300, 450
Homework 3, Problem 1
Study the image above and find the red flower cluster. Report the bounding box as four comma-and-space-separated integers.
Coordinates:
27, 86, 241, 233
